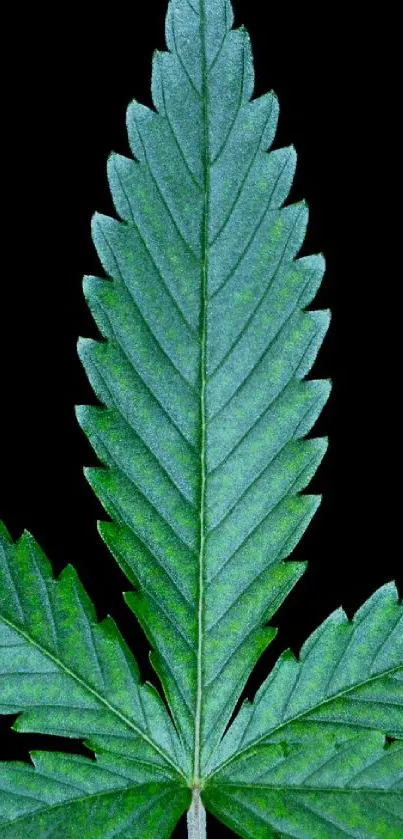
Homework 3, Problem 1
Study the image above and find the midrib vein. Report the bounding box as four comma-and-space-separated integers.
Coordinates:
194, 0, 210, 785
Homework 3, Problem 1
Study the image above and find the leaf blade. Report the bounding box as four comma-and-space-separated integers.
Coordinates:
208, 583, 403, 775
204, 734, 403, 839
0, 751, 190, 839
0, 523, 187, 779
78, 0, 330, 776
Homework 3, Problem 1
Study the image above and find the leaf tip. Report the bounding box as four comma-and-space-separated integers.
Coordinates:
317, 251, 326, 268
11, 714, 24, 733
77, 335, 97, 361
0, 520, 12, 544
74, 403, 88, 427
17, 528, 36, 549
321, 376, 333, 397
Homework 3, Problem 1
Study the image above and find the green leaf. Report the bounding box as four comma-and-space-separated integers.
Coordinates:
77, 0, 330, 781
204, 733, 403, 839
1, 0, 402, 837
0, 751, 189, 838
0, 523, 187, 779
207, 582, 403, 775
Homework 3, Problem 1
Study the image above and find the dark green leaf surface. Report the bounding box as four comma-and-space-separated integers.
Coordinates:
208, 582, 403, 775
204, 733, 403, 839
77, 0, 330, 779
0, 751, 189, 838
0, 524, 187, 779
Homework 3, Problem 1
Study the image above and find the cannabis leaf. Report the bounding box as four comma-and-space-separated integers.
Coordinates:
1, 0, 402, 837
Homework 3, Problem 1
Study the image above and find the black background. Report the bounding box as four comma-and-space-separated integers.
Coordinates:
0, 1, 400, 836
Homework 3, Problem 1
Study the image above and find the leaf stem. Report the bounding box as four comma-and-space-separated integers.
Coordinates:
187, 789, 207, 839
